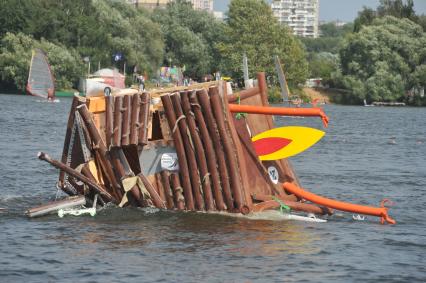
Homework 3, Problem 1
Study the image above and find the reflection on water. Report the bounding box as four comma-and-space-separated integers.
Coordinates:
49, 207, 322, 257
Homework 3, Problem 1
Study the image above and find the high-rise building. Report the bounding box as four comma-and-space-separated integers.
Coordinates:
271, 0, 319, 38
128, 0, 213, 12
191, 0, 213, 11
127, 0, 171, 9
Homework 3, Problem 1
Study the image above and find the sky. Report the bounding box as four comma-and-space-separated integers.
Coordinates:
213, 0, 426, 22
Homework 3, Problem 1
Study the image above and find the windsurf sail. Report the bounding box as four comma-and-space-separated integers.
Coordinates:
26, 49, 55, 100
274, 55, 290, 103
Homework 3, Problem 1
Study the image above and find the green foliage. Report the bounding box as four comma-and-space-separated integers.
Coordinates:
218, 0, 308, 87
301, 37, 341, 54
152, 0, 225, 79
353, 7, 377, 32
0, 0, 164, 92
267, 85, 282, 103
320, 22, 354, 38
353, 0, 419, 32
377, 0, 416, 19
339, 16, 426, 103
418, 15, 426, 31
0, 33, 84, 91
308, 52, 338, 84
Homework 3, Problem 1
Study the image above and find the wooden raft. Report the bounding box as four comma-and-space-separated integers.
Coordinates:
39, 73, 331, 216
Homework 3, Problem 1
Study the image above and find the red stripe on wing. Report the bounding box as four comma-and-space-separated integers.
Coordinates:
252, 137, 292, 156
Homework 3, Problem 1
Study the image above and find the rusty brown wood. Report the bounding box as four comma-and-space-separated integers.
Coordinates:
64, 176, 84, 196
160, 171, 175, 209
112, 96, 123, 147
81, 164, 96, 183
233, 117, 281, 194
81, 163, 109, 206
170, 173, 185, 210
121, 95, 131, 146
220, 82, 254, 211
209, 87, 244, 210
138, 92, 150, 146
196, 89, 234, 211
129, 93, 140, 145
138, 173, 166, 208
90, 150, 121, 201
227, 87, 260, 103
77, 104, 122, 198
105, 95, 114, 148
38, 152, 115, 203
180, 91, 215, 211
160, 94, 195, 210
155, 172, 166, 202
257, 72, 274, 130
170, 93, 204, 211
189, 92, 226, 211
59, 96, 80, 188
110, 148, 143, 207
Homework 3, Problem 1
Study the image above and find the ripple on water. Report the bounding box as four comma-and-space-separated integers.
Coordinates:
1, 99, 426, 282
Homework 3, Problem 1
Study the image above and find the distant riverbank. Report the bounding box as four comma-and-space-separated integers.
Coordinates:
302, 87, 347, 104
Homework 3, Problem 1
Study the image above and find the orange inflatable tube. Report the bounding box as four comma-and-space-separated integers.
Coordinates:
228, 104, 329, 127
283, 182, 396, 224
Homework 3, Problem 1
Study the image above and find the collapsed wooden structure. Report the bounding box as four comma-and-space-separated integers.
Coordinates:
37, 73, 333, 216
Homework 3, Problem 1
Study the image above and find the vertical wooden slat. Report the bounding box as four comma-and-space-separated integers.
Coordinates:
121, 95, 131, 146
189, 91, 226, 211
196, 89, 234, 211
129, 93, 140, 145
181, 91, 215, 211
170, 93, 205, 211
209, 87, 244, 210
138, 92, 151, 146
112, 96, 123, 147
160, 94, 195, 210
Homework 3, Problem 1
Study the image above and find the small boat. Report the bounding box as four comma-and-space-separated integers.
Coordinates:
26, 49, 56, 101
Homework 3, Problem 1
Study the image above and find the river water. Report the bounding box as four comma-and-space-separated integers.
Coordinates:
0, 94, 425, 282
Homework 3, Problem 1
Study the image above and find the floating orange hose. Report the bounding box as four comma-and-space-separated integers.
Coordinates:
228, 104, 329, 127
283, 182, 396, 224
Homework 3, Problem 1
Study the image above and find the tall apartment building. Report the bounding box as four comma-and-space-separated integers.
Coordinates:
191, 0, 213, 11
128, 0, 171, 9
271, 0, 319, 38
128, 0, 213, 12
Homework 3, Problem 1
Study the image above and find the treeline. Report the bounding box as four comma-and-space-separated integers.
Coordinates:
303, 0, 426, 106
0, 0, 307, 93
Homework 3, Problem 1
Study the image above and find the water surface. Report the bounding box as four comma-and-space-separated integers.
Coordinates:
0, 94, 425, 282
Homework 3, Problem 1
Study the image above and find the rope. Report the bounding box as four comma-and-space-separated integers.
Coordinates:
272, 196, 291, 213
172, 115, 186, 133
202, 173, 211, 184
175, 186, 185, 202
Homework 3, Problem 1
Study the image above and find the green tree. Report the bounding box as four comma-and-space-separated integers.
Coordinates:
152, 0, 225, 78
308, 52, 338, 85
0, 0, 164, 77
353, 7, 376, 32
353, 0, 418, 32
218, 0, 308, 87
339, 16, 426, 103
0, 33, 84, 91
